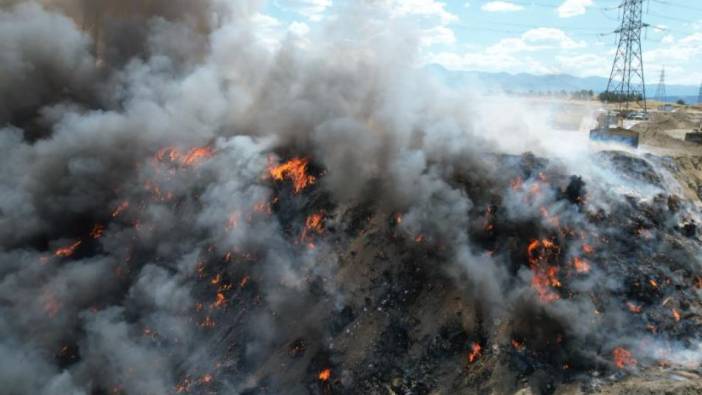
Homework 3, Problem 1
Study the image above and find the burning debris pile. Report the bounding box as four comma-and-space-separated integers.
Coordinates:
1, 2, 702, 395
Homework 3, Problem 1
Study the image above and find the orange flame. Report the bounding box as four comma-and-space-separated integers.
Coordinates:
90, 224, 105, 239
672, 308, 681, 322
156, 145, 214, 167
467, 342, 482, 363
300, 212, 324, 242
612, 347, 637, 369
627, 302, 642, 313
581, 243, 593, 254
527, 239, 561, 303
318, 368, 331, 382
112, 201, 129, 218
511, 339, 525, 352
182, 147, 214, 166
55, 241, 82, 257
572, 257, 590, 273
269, 157, 316, 193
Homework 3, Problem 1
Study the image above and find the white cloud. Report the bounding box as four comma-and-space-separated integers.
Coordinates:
557, 0, 592, 18
288, 21, 310, 36
481, 1, 524, 12
425, 28, 586, 75
276, 0, 332, 21
420, 25, 456, 46
385, 0, 458, 24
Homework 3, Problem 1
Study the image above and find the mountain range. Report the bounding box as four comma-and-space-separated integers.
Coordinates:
426, 64, 700, 103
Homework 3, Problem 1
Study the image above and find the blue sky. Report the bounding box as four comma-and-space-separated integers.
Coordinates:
259, 1, 702, 85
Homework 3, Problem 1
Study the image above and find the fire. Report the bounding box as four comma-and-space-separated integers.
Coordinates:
467, 342, 482, 363
90, 224, 105, 239
182, 146, 214, 166
213, 292, 226, 309
268, 157, 316, 193
318, 368, 331, 382
572, 257, 591, 273
112, 201, 129, 218
527, 239, 561, 303
612, 347, 637, 369
55, 241, 82, 257
649, 279, 658, 288
581, 243, 594, 254
511, 339, 525, 352
672, 308, 681, 322
300, 212, 324, 242
155, 145, 214, 167
627, 302, 642, 313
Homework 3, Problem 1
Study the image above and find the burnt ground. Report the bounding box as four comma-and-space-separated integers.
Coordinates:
182, 148, 702, 395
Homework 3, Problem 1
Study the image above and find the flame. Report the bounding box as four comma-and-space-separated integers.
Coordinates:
572, 257, 590, 273
156, 145, 214, 167
268, 157, 316, 193
627, 302, 642, 313
112, 201, 129, 218
672, 308, 681, 322
467, 342, 482, 363
182, 147, 214, 166
200, 374, 213, 384
415, 234, 425, 243
90, 224, 105, 239
511, 339, 525, 352
612, 347, 637, 369
240, 275, 250, 288
527, 239, 561, 303
213, 292, 226, 309
300, 212, 324, 242
318, 368, 331, 382
649, 279, 658, 288
55, 241, 82, 257
581, 243, 593, 254
211, 274, 221, 285
200, 316, 215, 328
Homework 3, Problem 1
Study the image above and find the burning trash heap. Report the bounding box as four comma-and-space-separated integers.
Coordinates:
1, 1, 702, 394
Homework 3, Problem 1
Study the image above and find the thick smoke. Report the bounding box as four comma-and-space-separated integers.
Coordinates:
1, 1, 701, 394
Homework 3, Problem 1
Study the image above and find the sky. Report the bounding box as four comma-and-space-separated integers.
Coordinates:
259, 0, 702, 85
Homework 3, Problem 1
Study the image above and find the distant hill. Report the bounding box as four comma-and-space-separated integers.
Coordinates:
425, 64, 700, 103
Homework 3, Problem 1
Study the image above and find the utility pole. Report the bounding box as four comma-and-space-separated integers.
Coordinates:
654, 68, 666, 102
604, 0, 649, 113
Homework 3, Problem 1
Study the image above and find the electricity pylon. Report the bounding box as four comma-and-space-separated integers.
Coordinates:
604, 0, 649, 112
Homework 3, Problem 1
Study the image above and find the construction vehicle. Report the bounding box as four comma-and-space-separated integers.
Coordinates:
685, 121, 702, 144
589, 110, 640, 148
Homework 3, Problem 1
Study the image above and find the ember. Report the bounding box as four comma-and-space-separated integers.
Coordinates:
467, 342, 482, 363
268, 157, 316, 193
155, 145, 214, 167
612, 347, 637, 369
527, 239, 561, 303
572, 257, 590, 273
300, 212, 324, 243
90, 224, 105, 239
318, 368, 331, 382
55, 241, 82, 257
112, 201, 129, 218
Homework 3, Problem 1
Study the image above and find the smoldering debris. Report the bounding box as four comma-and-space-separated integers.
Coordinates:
1, 1, 702, 395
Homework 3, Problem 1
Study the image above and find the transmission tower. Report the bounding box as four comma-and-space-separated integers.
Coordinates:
605, 0, 649, 112
654, 68, 666, 102
698, 82, 702, 104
